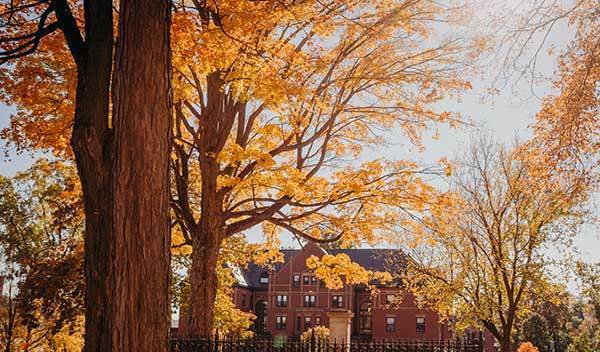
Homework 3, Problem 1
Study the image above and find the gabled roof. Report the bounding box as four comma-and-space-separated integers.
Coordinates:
234, 247, 405, 288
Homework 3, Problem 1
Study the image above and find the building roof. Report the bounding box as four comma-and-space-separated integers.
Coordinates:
235, 247, 405, 289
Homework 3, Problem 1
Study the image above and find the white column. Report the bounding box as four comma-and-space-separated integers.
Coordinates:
327, 309, 354, 345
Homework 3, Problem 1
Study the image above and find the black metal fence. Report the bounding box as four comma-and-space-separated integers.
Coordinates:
169, 336, 483, 352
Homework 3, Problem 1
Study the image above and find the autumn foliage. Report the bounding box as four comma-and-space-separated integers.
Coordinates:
403, 135, 592, 352
0, 160, 84, 351
167, 0, 481, 335
517, 342, 539, 352
1, 0, 598, 346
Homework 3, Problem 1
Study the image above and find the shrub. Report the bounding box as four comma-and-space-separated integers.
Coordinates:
517, 342, 539, 352
300, 326, 330, 343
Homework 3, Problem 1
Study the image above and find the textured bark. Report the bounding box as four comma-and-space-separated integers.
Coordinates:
68, 0, 114, 350
187, 233, 221, 337
110, 0, 172, 350
186, 159, 223, 337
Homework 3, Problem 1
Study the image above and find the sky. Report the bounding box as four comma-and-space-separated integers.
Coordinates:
0, 3, 598, 269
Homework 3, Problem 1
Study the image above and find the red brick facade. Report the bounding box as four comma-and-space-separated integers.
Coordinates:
232, 243, 450, 341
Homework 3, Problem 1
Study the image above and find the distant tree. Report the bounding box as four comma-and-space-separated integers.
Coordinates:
404, 136, 590, 352
519, 314, 551, 352
566, 263, 600, 352
531, 285, 573, 352
576, 263, 600, 321
0, 160, 84, 351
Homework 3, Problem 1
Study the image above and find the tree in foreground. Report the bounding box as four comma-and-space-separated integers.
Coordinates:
404, 136, 591, 352
0, 0, 172, 349
169, 0, 479, 335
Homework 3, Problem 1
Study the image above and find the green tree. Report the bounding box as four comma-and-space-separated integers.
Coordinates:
567, 263, 600, 352
519, 313, 551, 352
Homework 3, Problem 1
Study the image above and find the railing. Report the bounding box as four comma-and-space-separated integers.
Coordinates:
169, 336, 483, 352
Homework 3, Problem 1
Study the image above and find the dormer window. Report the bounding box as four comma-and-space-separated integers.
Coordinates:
416, 316, 426, 332
293, 274, 300, 287
259, 272, 269, 284
386, 294, 395, 304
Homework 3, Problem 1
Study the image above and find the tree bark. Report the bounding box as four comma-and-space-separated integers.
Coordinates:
69, 0, 114, 350
110, 0, 172, 350
186, 233, 222, 336
186, 163, 223, 337
499, 334, 512, 352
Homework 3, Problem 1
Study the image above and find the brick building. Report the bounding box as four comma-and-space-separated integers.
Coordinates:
230, 242, 450, 341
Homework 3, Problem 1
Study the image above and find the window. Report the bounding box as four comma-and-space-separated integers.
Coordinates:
276, 295, 288, 307
386, 317, 396, 332
241, 294, 246, 307
293, 274, 301, 287
304, 316, 312, 330
303, 275, 310, 285
255, 301, 268, 334
311, 276, 317, 285
296, 317, 301, 332
416, 316, 426, 333
276, 316, 287, 330
259, 272, 269, 284
319, 280, 325, 288
304, 295, 316, 307
358, 301, 372, 334
386, 294, 395, 305
332, 295, 344, 308
315, 317, 321, 326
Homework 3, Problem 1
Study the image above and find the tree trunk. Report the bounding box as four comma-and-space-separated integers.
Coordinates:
65, 0, 170, 349
499, 334, 512, 352
69, 0, 114, 349
77, 164, 114, 352
186, 163, 223, 337
186, 233, 222, 337
110, 0, 172, 350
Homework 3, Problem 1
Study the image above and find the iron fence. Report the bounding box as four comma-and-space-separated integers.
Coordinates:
169, 336, 483, 352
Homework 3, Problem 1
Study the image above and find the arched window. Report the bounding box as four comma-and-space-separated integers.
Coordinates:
358, 300, 372, 334
254, 300, 268, 335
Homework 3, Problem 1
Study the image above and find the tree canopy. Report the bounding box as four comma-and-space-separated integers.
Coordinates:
403, 136, 591, 352
0, 160, 84, 351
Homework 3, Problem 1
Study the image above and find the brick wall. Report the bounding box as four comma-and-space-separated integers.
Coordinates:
233, 242, 449, 341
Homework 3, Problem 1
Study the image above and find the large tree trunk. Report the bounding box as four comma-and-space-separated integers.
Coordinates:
69, 0, 114, 350
110, 0, 172, 350
186, 164, 223, 337
186, 234, 222, 337
65, 0, 171, 349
